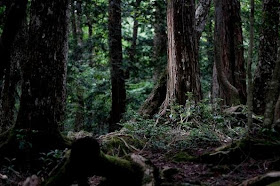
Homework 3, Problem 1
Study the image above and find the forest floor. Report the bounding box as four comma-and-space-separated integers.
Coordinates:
139, 146, 271, 186
0, 133, 279, 186
1, 105, 280, 185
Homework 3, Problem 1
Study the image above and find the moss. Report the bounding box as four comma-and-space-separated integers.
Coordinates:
171, 152, 195, 162
101, 135, 144, 157
268, 181, 280, 186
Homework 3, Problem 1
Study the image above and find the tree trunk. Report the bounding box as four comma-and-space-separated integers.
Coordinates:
263, 22, 280, 128
195, 0, 212, 41
213, 0, 247, 106
138, 0, 167, 117
140, 0, 211, 117
125, 0, 142, 79
152, 0, 167, 81
253, 0, 279, 115
275, 94, 280, 124
0, 0, 27, 82
14, 0, 70, 151
247, 0, 255, 129
138, 71, 167, 117
161, 0, 201, 113
0, 26, 26, 133
108, 0, 126, 131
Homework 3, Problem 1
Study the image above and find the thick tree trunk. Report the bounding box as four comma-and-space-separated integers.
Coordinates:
0, 27, 26, 133
152, 0, 167, 81
253, 0, 279, 115
139, 0, 211, 116
263, 25, 280, 128
0, 0, 27, 82
14, 0, 70, 151
213, 0, 247, 105
162, 0, 201, 112
108, 0, 126, 131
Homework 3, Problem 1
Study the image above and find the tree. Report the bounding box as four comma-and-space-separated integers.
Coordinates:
247, 0, 255, 129
263, 19, 280, 128
138, 0, 167, 117
161, 0, 202, 113
125, 0, 142, 79
0, 0, 28, 132
140, 0, 212, 117
253, 0, 279, 115
108, 0, 126, 131
213, 0, 247, 105
0, 0, 70, 158
0, 0, 27, 84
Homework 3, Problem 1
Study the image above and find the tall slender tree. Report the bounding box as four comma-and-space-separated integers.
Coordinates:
253, 0, 279, 115
108, 0, 126, 131
247, 0, 255, 129
213, 0, 246, 105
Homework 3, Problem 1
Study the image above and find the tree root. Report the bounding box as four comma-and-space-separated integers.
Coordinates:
199, 137, 280, 164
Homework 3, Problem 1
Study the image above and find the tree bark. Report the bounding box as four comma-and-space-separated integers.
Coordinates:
253, 0, 279, 115
138, 71, 167, 117
275, 94, 280, 124
213, 0, 247, 106
0, 0, 27, 82
263, 21, 280, 128
161, 0, 201, 114
195, 0, 212, 41
14, 0, 70, 151
0, 26, 26, 133
108, 0, 126, 131
152, 0, 167, 81
247, 0, 255, 129
139, 0, 212, 117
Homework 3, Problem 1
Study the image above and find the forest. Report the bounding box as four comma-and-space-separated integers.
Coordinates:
0, 0, 280, 185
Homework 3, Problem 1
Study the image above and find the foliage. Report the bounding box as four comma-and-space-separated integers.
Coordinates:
122, 96, 246, 151
37, 149, 68, 177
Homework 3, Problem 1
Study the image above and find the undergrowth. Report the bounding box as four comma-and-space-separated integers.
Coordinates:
121, 97, 246, 151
